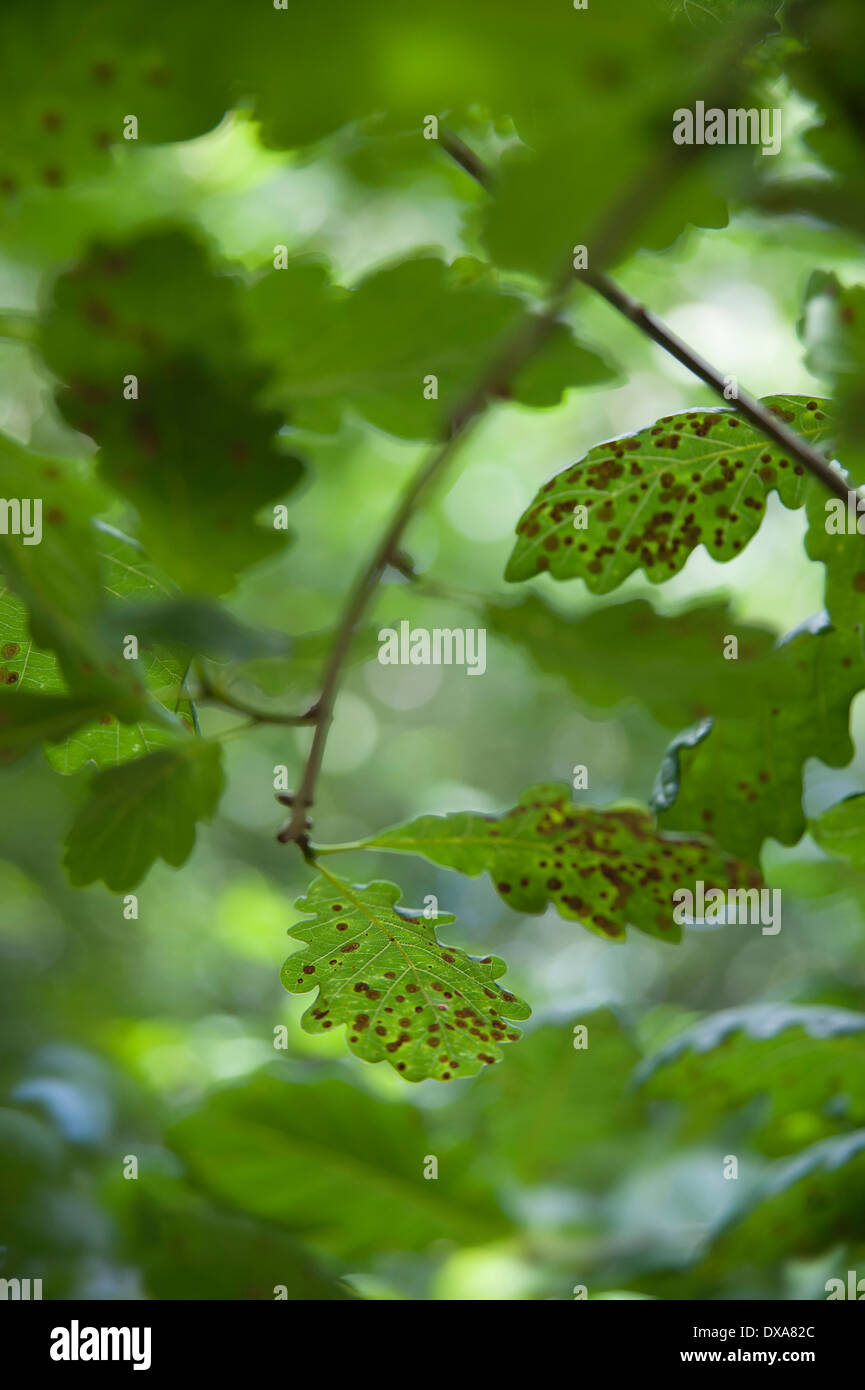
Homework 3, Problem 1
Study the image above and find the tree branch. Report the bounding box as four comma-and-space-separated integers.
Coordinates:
277, 268, 575, 847
195, 666, 317, 727
438, 133, 851, 504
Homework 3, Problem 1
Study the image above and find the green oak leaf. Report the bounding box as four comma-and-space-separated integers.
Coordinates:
635, 1003, 865, 1153
811, 793, 865, 870
72, 358, 301, 594
655, 623, 865, 862
800, 275, 865, 633
63, 740, 224, 890
0, 692, 117, 765
804, 483, 865, 633
505, 396, 833, 592
0, 2, 232, 198
0, 434, 141, 703
702, 1129, 865, 1268
282, 869, 529, 1082
40, 232, 305, 594
486, 594, 775, 728
168, 1071, 510, 1256
245, 256, 614, 440
785, 0, 865, 244
0, 524, 192, 772
352, 783, 761, 943
459, 1011, 648, 1189
109, 1173, 353, 1301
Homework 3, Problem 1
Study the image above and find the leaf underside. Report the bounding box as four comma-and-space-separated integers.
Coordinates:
282, 871, 530, 1082
361, 783, 761, 943
505, 395, 833, 592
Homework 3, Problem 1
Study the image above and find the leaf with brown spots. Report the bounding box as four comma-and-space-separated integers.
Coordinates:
41, 232, 305, 594
0, 5, 231, 203
505, 395, 834, 592
804, 482, 865, 634
355, 783, 761, 943
282, 868, 530, 1082
654, 622, 865, 862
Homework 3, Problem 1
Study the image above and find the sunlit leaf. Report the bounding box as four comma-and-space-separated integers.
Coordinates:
356, 782, 761, 942
505, 396, 833, 592
282, 869, 529, 1081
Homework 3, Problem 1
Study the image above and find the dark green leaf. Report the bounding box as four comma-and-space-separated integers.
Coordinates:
245, 256, 614, 440
655, 624, 865, 861
64, 740, 224, 890
486, 594, 775, 728
635, 1003, 865, 1152
41, 232, 305, 593
168, 1071, 510, 1256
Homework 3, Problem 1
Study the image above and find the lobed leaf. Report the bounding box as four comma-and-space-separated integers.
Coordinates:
505, 396, 833, 592
654, 623, 865, 862
283, 869, 529, 1081
0, 523, 193, 772
41, 232, 305, 594
635, 1002, 865, 1152
357, 782, 761, 943
63, 740, 224, 890
486, 594, 775, 728
244, 255, 614, 441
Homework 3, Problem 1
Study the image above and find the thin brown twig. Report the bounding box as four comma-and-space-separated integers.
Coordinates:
439, 132, 851, 504
195, 667, 317, 727
277, 266, 575, 848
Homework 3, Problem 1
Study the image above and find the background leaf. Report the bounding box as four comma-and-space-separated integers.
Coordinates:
635, 1002, 865, 1153
486, 594, 776, 728
63, 739, 224, 890
655, 624, 864, 861
169, 1071, 510, 1258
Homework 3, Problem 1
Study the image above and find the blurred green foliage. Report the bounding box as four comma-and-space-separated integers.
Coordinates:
1, 0, 865, 1301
